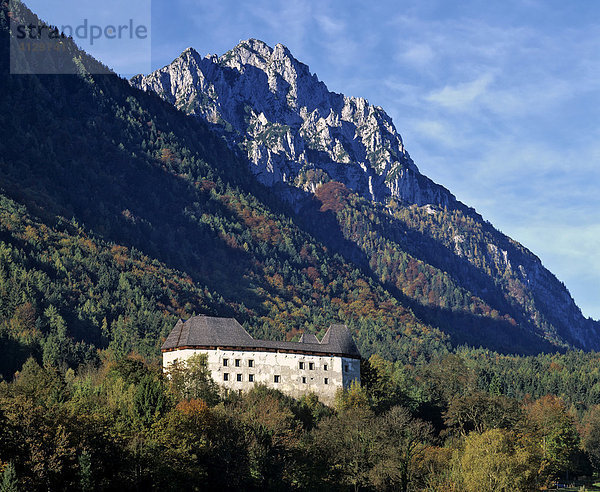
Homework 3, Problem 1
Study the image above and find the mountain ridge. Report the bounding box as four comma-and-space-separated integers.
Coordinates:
131, 38, 457, 210
131, 38, 600, 351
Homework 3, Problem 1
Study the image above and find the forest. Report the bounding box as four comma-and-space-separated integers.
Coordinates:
2, 349, 600, 490
2, 2, 600, 489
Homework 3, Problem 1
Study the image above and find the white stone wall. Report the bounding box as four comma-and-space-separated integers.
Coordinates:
163, 348, 360, 405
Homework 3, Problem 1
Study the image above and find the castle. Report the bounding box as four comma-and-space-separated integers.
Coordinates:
161, 316, 361, 404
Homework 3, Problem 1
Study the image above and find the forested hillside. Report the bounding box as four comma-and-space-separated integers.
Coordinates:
1, 1, 597, 379
0, 1, 450, 380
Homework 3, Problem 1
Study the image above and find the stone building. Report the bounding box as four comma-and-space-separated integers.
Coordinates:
161, 315, 361, 405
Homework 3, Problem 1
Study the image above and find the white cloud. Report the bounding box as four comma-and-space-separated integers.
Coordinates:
310, 9, 377, 70
412, 119, 466, 149
427, 73, 495, 110
395, 42, 435, 69
313, 13, 345, 36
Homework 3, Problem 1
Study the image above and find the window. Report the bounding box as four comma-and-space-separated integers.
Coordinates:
302, 376, 307, 384
274, 375, 280, 383
299, 361, 305, 370
223, 358, 228, 367
248, 359, 254, 368
324, 377, 329, 385
309, 362, 315, 370
344, 364, 349, 372
323, 364, 328, 371
223, 373, 229, 381
235, 359, 241, 367
249, 374, 254, 382
237, 374, 242, 382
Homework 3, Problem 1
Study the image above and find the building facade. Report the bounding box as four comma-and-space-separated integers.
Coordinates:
161, 316, 361, 405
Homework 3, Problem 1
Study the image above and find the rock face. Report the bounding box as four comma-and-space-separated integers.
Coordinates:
131, 39, 454, 207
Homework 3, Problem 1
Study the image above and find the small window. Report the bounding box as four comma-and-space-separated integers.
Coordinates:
323, 364, 328, 371
223, 373, 229, 381
237, 374, 242, 382
309, 362, 315, 370
223, 358, 228, 367
302, 376, 307, 384
249, 374, 254, 382
274, 375, 280, 383
324, 378, 329, 385
344, 364, 349, 372
299, 361, 305, 370
248, 359, 254, 368
235, 359, 241, 367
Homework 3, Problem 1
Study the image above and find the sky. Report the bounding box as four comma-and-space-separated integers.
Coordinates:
23, 0, 600, 319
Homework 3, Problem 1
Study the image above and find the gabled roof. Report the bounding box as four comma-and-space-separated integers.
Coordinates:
161, 316, 360, 358
162, 316, 254, 350
299, 332, 319, 344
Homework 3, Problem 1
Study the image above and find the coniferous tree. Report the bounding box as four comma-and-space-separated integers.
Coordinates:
0, 463, 19, 492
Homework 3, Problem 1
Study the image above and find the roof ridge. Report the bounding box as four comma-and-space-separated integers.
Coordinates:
174, 319, 184, 346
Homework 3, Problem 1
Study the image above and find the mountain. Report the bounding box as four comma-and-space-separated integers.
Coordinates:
131, 39, 600, 352
0, 1, 454, 375
0, 0, 597, 377
3, 4, 600, 489
131, 40, 453, 208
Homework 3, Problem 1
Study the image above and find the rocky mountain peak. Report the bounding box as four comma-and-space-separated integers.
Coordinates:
182, 46, 200, 57
132, 39, 454, 205
224, 39, 306, 77
223, 38, 274, 67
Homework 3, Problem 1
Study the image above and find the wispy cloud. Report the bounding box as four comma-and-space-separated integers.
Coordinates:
311, 9, 374, 70
411, 119, 467, 149
395, 42, 435, 70
313, 13, 345, 36
427, 73, 495, 110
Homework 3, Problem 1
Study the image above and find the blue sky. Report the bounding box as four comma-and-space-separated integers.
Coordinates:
24, 0, 600, 319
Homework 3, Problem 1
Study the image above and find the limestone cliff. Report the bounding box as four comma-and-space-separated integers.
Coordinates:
131, 39, 453, 207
